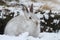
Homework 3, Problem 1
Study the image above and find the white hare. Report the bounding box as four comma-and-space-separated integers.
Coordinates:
4, 4, 40, 37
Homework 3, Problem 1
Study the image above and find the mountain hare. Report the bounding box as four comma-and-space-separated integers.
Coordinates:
4, 4, 40, 37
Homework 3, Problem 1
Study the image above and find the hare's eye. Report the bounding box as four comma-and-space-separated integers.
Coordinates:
29, 17, 32, 19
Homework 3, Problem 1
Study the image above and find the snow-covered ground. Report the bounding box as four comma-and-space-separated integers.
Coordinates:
0, 32, 60, 40
0, 0, 60, 40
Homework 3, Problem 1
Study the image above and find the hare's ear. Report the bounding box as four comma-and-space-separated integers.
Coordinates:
21, 4, 29, 13
23, 6, 29, 13
30, 4, 33, 13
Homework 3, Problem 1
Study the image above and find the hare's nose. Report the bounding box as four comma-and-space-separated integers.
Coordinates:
29, 17, 32, 19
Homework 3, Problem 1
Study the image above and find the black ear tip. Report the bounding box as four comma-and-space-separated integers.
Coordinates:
30, 4, 33, 13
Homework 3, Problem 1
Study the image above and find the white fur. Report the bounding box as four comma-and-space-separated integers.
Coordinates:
4, 5, 40, 37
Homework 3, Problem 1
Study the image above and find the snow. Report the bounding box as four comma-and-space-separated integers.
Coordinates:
8, 1, 17, 5
44, 13, 49, 20
53, 19, 60, 24
50, 14, 55, 18
0, 32, 60, 40
39, 32, 60, 40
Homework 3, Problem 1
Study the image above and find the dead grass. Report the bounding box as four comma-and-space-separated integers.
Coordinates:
40, 4, 53, 10
31, 0, 37, 2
